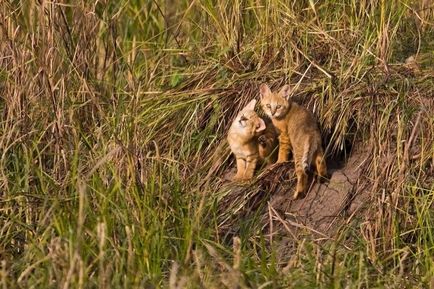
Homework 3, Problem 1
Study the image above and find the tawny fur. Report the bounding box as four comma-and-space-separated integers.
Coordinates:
227, 99, 278, 181
259, 83, 327, 199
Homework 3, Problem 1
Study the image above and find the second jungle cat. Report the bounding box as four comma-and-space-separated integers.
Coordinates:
227, 99, 278, 181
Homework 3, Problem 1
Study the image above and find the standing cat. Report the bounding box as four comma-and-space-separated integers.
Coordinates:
259, 83, 327, 198
227, 99, 278, 181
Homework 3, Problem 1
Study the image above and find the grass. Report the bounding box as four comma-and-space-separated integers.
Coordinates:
1, 0, 433, 288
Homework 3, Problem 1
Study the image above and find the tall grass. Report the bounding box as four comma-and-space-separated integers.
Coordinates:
1, 0, 433, 288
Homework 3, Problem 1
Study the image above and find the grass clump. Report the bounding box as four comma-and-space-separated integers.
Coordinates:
1, 0, 433, 288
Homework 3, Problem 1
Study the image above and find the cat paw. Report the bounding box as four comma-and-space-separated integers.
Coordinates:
232, 176, 242, 182
258, 135, 267, 146
232, 176, 250, 182
293, 189, 306, 199
316, 173, 329, 183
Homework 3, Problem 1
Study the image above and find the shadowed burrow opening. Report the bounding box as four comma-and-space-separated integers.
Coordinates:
322, 115, 357, 172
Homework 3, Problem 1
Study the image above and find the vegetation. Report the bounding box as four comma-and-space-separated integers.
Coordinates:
1, 0, 433, 288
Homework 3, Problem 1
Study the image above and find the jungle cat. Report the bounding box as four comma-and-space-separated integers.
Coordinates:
259, 83, 327, 199
227, 99, 278, 181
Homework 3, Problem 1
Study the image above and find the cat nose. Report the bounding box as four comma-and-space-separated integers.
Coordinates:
271, 108, 276, 115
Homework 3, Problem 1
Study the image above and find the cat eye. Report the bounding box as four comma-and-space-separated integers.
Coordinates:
276, 105, 282, 109
240, 116, 248, 121
266, 104, 271, 108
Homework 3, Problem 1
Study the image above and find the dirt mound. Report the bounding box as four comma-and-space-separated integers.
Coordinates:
270, 145, 371, 234
217, 145, 372, 243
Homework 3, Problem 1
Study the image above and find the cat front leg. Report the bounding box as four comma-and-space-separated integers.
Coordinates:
277, 134, 291, 163
233, 157, 247, 181
233, 155, 257, 181
243, 154, 258, 180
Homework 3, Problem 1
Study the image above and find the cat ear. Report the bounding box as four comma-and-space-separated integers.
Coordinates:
259, 83, 271, 100
279, 85, 291, 100
255, 118, 266, 133
243, 99, 257, 111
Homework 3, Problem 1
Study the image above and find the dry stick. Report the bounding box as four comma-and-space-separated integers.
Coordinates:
283, 214, 330, 240
268, 205, 300, 241
393, 111, 422, 206
290, 62, 313, 97
403, 111, 422, 169
58, 5, 74, 60
291, 44, 333, 79
85, 146, 122, 179
17, 256, 52, 284
152, 0, 186, 66
401, 1, 434, 26
268, 204, 273, 245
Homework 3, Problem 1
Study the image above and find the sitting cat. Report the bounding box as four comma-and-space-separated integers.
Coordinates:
259, 83, 327, 199
227, 99, 278, 181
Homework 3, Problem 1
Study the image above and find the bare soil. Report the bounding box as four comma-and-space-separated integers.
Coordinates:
218, 144, 373, 246
270, 145, 371, 235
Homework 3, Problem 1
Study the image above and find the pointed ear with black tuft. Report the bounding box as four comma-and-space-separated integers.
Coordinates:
259, 83, 271, 100
255, 118, 266, 133
243, 99, 257, 111
279, 84, 291, 100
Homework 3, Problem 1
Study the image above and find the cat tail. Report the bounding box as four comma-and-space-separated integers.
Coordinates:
301, 137, 316, 172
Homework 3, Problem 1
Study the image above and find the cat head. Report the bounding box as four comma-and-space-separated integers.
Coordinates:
234, 99, 266, 136
259, 83, 291, 119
